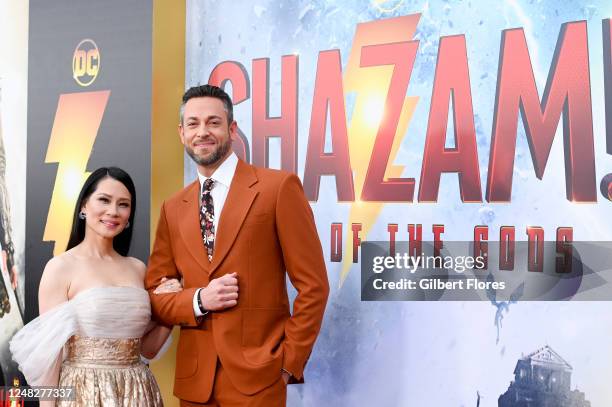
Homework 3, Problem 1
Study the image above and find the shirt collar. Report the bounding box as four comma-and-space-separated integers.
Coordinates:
197, 152, 238, 191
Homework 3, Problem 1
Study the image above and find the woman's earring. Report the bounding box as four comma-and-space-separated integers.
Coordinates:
125, 221, 130, 229
79, 212, 86, 220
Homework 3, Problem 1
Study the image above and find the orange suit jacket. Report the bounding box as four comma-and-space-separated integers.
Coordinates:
145, 159, 329, 403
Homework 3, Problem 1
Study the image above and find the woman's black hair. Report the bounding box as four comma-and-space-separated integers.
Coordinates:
66, 167, 136, 256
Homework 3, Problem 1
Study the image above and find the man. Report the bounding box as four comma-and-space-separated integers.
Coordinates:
146, 85, 329, 406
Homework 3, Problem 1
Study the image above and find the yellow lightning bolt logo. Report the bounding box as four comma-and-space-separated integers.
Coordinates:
43, 91, 110, 254
341, 14, 421, 284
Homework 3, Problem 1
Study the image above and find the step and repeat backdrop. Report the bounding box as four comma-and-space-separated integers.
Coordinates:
185, 1, 612, 406
0, 0, 27, 390
1, 0, 611, 406
1, 0, 154, 395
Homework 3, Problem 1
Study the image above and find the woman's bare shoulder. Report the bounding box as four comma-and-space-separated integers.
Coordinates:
41, 253, 74, 282
124, 256, 147, 280
38, 253, 75, 312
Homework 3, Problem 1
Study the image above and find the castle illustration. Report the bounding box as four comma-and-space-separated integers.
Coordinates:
498, 345, 590, 407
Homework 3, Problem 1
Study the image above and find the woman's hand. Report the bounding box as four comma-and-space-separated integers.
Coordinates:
153, 277, 183, 294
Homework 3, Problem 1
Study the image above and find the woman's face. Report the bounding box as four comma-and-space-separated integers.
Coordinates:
81, 177, 132, 240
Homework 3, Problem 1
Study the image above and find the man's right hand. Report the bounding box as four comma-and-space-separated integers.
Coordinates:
199, 272, 239, 311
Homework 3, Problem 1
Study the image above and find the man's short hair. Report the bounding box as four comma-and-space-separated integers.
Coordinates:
180, 85, 234, 124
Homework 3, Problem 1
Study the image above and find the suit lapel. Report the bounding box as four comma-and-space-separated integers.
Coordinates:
179, 180, 210, 272
209, 160, 258, 275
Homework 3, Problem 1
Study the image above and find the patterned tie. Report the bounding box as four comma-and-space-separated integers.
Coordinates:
200, 178, 215, 262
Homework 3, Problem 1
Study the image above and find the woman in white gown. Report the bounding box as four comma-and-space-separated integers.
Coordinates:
9, 167, 181, 406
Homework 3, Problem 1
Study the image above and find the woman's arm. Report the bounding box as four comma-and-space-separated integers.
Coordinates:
130, 256, 184, 359
141, 277, 182, 359
141, 322, 173, 360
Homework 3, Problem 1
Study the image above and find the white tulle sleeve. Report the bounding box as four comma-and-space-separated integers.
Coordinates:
9, 301, 77, 386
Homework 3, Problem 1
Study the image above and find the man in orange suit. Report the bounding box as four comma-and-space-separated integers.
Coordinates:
146, 85, 329, 406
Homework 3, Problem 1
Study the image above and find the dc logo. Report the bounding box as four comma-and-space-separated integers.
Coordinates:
72, 39, 100, 87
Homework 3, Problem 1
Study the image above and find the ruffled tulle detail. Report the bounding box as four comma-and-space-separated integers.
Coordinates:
9, 299, 77, 385
9, 286, 156, 387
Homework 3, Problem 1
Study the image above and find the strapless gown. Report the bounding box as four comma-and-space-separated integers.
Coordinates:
9, 286, 163, 406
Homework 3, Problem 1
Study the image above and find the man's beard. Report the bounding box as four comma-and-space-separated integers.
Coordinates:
186, 136, 232, 167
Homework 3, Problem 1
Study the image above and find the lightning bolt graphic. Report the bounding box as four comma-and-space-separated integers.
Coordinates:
341, 14, 421, 284
43, 91, 110, 255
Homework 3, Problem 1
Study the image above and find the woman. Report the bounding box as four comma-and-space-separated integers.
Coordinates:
10, 167, 180, 406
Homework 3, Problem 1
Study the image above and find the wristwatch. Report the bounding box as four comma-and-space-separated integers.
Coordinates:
197, 289, 208, 314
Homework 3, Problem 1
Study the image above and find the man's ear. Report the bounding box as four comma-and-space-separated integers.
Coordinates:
229, 120, 238, 139
178, 123, 185, 144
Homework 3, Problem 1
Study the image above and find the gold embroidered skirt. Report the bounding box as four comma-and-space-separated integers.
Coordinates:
58, 335, 163, 407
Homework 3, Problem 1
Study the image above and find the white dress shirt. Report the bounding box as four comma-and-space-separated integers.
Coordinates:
193, 152, 238, 317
